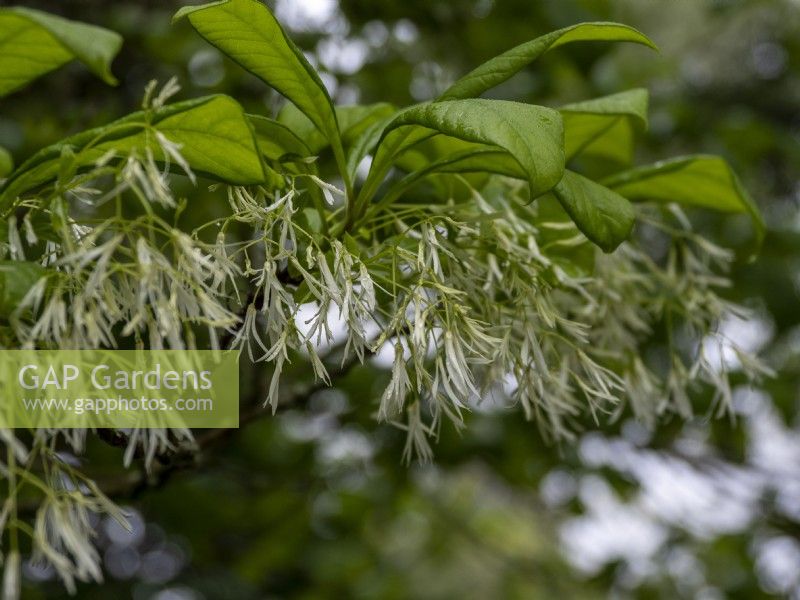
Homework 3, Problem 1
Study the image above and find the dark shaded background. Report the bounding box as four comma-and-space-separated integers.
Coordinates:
2, 0, 799, 598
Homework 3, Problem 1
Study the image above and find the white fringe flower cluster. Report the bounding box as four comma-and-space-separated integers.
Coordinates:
0, 81, 769, 594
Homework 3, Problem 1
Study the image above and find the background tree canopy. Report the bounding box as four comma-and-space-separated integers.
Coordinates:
1, 0, 799, 598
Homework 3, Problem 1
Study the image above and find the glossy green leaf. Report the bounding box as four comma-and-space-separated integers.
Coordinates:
357, 99, 564, 212
174, 0, 348, 183
560, 88, 648, 164
1, 95, 265, 205
0, 261, 48, 317
553, 170, 635, 252
0, 147, 13, 178
0, 7, 122, 97
439, 22, 657, 101
603, 154, 765, 244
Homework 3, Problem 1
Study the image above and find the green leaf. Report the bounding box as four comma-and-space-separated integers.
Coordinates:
248, 114, 327, 204
276, 103, 400, 186
560, 88, 648, 164
248, 114, 313, 161
0, 147, 13, 178
0, 261, 48, 317
276, 103, 326, 153
346, 113, 398, 183
357, 99, 564, 213
553, 170, 635, 252
277, 102, 397, 155
395, 135, 518, 174
439, 22, 657, 101
1, 95, 266, 206
0, 7, 122, 97
337, 104, 398, 147
403, 146, 520, 180
174, 0, 348, 186
372, 136, 523, 209
533, 194, 596, 276
364, 146, 511, 218
353, 24, 653, 216
603, 154, 765, 245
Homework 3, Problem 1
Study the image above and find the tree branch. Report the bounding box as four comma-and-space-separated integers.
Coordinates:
94, 351, 362, 501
